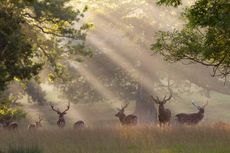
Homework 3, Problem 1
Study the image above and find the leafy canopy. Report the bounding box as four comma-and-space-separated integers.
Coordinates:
152, 0, 230, 79
0, 0, 92, 91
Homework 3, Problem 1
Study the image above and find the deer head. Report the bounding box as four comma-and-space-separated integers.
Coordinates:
192, 100, 208, 114
50, 102, 70, 115
115, 103, 129, 118
151, 88, 173, 108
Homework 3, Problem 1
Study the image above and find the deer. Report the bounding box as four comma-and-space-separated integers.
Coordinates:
28, 115, 42, 130
0, 115, 18, 130
175, 101, 208, 125
151, 87, 173, 126
50, 102, 70, 128
73, 120, 85, 129
7, 122, 18, 130
115, 103, 137, 126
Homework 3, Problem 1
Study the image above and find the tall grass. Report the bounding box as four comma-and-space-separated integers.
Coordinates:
0, 125, 230, 153
7, 145, 42, 153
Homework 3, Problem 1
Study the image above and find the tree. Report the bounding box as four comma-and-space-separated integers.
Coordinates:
0, 0, 92, 91
0, 92, 26, 123
0, 0, 92, 122
152, 0, 230, 80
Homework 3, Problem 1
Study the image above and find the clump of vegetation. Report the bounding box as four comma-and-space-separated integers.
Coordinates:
0, 94, 26, 123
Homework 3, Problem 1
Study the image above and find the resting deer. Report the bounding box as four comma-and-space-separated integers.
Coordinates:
151, 88, 172, 126
28, 115, 42, 130
50, 102, 70, 128
7, 122, 18, 130
0, 122, 18, 130
175, 101, 208, 125
73, 120, 85, 129
0, 115, 18, 130
115, 103, 137, 126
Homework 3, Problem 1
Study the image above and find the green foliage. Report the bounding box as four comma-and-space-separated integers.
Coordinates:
0, 0, 92, 90
156, 0, 182, 7
152, 0, 230, 78
0, 105, 26, 123
0, 93, 26, 122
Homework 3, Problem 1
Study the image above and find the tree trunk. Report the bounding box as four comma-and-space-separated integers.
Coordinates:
134, 83, 157, 124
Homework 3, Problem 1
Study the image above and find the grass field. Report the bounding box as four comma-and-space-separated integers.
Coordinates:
1, 125, 230, 153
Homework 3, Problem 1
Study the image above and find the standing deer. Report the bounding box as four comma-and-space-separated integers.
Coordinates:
28, 115, 42, 130
73, 120, 85, 129
115, 103, 137, 126
151, 88, 172, 126
50, 102, 70, 128
175, 101, 208, 125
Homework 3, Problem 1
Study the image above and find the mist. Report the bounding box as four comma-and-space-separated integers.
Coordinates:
18, 0, 230, 127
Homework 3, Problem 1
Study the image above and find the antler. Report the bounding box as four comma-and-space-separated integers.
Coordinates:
192, 102, 201, 110
121, 103, 129, 110
150, 95, 160, 104
63, 101, 70, 113
50, 102, 60, 113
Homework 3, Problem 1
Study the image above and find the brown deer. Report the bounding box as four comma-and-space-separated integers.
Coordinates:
7, 122, 18, 130
175, 101, 208, 125
151, 88, 173, 126
73, 120, 85, 129
0, 115, 18, 130
28, 115, 42, 130
50, 102, 70, 128
115, 103, 137, 126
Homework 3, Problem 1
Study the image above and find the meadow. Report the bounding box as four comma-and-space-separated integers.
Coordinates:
1, 125, 230, 153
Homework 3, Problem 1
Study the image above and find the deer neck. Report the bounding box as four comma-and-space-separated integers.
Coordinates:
119, 113, 126, 122
158, 105, 165, 112
198, 110, 204, 117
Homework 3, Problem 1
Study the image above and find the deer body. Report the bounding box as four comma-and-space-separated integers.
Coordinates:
73, 120, 85, 129
176, 101, 208, 125
0, 119, 18, 130
56, 112, 66, 128
28, 115, 42, 130
118, 114, 137, 125
158, 105, 171, 125
4, 122, 18, 130
176, 112, 204, 125
115, 104, 137, 126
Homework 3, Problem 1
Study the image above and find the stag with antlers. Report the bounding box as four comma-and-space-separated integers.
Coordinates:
115, 103, 137, 126
28, 115, 42, 130
151, 88, 172, 126
50, 102, 70, 128
175, 101, 208, 125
